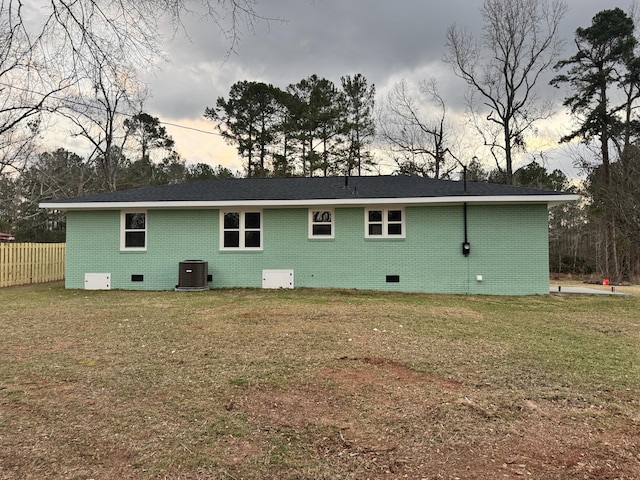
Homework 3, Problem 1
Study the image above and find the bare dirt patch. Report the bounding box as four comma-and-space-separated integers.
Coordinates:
233, 357, 640, 479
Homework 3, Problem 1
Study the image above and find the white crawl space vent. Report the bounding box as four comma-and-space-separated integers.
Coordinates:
262, 269, 294, 289
85, 273, 111, 290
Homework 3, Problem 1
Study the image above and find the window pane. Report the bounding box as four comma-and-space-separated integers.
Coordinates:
224, 212, 240, 229
224, 231, 239, 247
245, 212, 261, 229
125, 231, 145, 247
312, 224, 332, 236
388, 223, 402, 235
368, 210, 382, 222
369, 224, 382, 236
313, 210, 332, 223
126, 213, 145, 230
245, 231, 261, 248
388, 210, 402, 222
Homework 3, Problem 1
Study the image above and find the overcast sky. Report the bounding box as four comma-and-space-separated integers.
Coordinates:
109, 1, 635, 176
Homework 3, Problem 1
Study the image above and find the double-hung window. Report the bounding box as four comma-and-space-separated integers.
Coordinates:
121, 211, 147, 251
365, 208, 405, 238
221, 210, 262, 250
309, 209, 334, 238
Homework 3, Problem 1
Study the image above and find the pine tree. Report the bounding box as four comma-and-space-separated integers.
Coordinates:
341, 74, 375, 176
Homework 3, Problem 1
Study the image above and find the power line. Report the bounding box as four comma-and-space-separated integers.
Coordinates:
0, 81, 222, 137
159, 120, 221, 136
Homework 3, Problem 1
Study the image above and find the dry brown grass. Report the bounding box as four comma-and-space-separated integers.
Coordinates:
1, 283, 639, 479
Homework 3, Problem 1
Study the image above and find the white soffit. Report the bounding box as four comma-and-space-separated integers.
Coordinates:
40, 194, 580, 210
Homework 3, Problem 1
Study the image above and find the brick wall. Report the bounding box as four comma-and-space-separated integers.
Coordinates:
65, 203, 550, 295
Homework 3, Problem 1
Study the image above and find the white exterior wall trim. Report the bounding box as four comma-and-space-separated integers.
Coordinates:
40, 194, 579, 211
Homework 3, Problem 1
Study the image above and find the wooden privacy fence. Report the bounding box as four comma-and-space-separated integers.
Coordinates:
0, 243, 65, 288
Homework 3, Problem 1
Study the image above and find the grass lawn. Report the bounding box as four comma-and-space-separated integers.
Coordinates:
1, 282, 639, 479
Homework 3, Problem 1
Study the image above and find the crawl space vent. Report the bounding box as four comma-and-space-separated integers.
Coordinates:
262, 270, 294, 289
85, 273, 111, 290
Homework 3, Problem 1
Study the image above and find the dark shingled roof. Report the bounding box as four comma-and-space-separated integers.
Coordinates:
43, 175, 572, 204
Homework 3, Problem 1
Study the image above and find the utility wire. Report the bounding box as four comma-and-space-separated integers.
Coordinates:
157, 120, 220, 135
0, 81, 223, 136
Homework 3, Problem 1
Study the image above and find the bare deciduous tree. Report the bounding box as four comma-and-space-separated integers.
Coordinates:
0, 2, 70, 174
34, 0, 266, 68
445, 0, 567, 184
0, 0, 268, 173
59, 56, 142, 192
377, 78, 453, 178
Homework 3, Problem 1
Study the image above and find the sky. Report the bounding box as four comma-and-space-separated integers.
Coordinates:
56, 0, 631, 178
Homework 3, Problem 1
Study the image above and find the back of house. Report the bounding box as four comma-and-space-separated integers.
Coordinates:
40, 175, 578, 295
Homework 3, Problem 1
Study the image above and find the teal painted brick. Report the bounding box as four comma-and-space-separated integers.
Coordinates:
67, 210, 218, 290
66, 211, 119, 289
466, 204, 549, 295
65, 203, 551, 295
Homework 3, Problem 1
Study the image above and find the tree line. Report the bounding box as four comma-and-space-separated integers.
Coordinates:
0, 142, 235, 243
550, 7, 640, 282
1, 1, 639, 282
205, 74, 375, 178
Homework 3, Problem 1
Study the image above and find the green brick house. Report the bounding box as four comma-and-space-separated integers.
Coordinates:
40, 175, 578, 295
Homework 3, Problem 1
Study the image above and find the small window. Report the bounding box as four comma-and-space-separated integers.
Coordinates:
365, 208, 405, 238
121, 211, 147, 251
221, 210, 262, 250
309, 209, 334, 238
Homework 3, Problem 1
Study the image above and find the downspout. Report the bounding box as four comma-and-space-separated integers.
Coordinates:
463, 201, 468, 250
445, 149, 471, 258
464, 200, 470, 294
461, 165, 470, 257
444, 149, 472, 293
461, 166, 471, 294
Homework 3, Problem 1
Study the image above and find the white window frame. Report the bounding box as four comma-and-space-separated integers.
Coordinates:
120, 210, 147, 251
364, 207, 405, 239
220, 210, 263, 251
308, 208, 335, 239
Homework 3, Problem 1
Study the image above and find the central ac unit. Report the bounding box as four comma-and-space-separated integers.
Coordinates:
176, 260, 209, 291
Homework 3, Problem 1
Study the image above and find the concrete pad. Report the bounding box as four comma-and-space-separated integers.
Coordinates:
550, 285, 631, 296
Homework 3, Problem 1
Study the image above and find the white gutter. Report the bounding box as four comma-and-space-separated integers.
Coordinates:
40, 194, 580, 210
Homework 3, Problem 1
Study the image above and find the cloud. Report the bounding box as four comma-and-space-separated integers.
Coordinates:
113, 0, 631, 175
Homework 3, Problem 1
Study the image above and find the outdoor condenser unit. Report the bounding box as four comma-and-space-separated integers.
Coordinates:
176, 260, 209, 291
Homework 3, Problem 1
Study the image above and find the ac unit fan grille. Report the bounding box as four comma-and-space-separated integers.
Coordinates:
177, 261, 208, 289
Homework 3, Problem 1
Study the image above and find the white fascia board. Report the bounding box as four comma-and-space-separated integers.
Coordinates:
547, 194, 581, 206
39, 194, 580, 211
